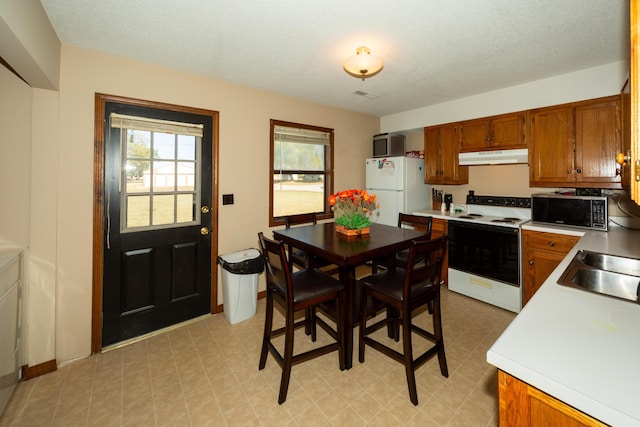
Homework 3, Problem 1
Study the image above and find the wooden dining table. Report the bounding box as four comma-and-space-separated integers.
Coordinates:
272, 222, 426, 369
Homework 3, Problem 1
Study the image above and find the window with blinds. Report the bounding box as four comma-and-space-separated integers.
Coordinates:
270, 120, 334, 225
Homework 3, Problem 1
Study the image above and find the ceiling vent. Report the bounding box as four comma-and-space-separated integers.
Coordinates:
353, 91, 379, 99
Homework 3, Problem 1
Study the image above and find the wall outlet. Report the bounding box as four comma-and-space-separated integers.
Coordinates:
222, 194, 234, 205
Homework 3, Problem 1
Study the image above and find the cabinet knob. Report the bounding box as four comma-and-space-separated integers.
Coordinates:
567, 169, 572, 174
616, 152, 630, 165
548, 241, 555, 247
576, 168, 582, 174
528, 260, 534, 265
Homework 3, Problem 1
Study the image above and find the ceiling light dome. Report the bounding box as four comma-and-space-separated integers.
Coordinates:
343, 46, 384, 81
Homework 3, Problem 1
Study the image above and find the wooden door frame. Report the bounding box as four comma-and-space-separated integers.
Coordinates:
91, 93, 220, 354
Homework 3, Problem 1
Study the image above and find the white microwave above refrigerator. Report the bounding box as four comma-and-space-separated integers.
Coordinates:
365, 157, 430, 227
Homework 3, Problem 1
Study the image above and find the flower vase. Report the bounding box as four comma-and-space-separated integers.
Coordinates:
336, 225, 371, 237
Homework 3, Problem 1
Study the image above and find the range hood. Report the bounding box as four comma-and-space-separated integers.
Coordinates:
459, 148, 528, 166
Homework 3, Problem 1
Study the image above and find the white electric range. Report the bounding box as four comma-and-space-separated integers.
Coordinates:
446, 193, 531, 313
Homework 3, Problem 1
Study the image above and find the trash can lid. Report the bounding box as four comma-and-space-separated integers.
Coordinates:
218, 248, 261, 263
217, 248, 264, 274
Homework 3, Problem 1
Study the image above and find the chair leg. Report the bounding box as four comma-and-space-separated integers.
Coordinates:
278, 308, 296, 404
358, 287, 368, 363
259, 292, 273, 370
386, 307, 400, 342
337, 291, 345, 370
432, 295, 449, 378
401, 309, 419, 406
310, 307, 317, 342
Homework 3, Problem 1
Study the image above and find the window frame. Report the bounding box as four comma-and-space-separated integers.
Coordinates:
269, 119, 334, 227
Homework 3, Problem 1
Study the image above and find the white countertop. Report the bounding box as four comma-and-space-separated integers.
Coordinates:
487, 224, 640, 426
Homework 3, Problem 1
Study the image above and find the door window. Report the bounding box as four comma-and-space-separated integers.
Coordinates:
110, 113, 203, 232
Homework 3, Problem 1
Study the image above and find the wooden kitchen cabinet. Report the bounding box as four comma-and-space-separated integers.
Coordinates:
575, 97, 621, 186
460, 112, 527, 152
498, 370, 607, 427
430, 218, 449, 285
522, 230, 580, 305
424, 124, 469, 185
530, 96, 621, 189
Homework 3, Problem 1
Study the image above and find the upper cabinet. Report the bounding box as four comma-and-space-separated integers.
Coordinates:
460, 112, 527, 152
530, 96, 622, 189
626, 0, 640, 203
424, 124, 469, 185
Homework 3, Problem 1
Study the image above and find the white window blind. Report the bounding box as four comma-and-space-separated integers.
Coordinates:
274, 125, 330, 145
110, 113, 203, 137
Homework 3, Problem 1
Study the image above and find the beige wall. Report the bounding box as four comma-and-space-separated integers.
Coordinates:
0, 66, 31, 248
51, 45, 378, 363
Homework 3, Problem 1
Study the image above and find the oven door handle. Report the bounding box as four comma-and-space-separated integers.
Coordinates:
448, 220, 520, 234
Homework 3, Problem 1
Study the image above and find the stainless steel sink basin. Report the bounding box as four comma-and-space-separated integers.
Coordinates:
580, 251, 640, 277
557, 250, 640, 303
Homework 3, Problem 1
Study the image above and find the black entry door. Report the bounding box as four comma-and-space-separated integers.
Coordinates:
102, 102, 213, 347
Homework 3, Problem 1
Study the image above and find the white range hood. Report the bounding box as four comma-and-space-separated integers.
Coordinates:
459, 148, 528, 165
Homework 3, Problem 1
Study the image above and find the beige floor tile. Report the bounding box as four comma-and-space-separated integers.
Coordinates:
0, 286, 516, 427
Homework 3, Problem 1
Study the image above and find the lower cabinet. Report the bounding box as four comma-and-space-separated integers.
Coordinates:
498, 370, 606, 427
431, 218, 448, 285
522, 230, 580, 306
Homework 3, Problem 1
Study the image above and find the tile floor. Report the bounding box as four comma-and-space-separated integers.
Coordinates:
0, 285, 515, 427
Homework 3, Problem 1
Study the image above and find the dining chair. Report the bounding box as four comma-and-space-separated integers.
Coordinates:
358, 234, 449, 406
284, 213, 317, 270
372, 213, 433, 273
284, 213, 340, 273
257, 232, 345, 404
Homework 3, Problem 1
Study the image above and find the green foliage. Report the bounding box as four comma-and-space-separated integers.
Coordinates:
334, 213, 372, 229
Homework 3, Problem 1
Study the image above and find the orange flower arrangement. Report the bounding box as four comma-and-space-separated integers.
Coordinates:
329, 189, 380, 229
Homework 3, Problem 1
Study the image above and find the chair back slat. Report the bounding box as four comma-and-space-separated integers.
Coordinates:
285, 213, 318, 229
398, 213, 433, 238
258, 232, 293, 304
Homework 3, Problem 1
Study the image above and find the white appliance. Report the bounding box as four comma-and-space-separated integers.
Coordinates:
365, 157, 430, 226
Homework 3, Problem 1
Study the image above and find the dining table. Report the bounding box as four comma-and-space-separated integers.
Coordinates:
272, 221, 427, 369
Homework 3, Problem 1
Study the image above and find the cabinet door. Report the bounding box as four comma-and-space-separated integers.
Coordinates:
523, 248, 565, 305
441, 124, 468, 184
575, 98, 622, 187
492, 113, 526, 149
424, 124, 468, 185
424, 126, 442, 183
621, 76, 632, 191
530, 106, 575, 186
498, 371, 607, 427
522, 231, 580, 305
460, 119, 490, 152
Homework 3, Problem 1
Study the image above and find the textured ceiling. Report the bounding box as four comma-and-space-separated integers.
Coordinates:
39, 0, 630, 117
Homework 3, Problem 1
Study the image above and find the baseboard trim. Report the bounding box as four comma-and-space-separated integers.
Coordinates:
22, 359, 57, 380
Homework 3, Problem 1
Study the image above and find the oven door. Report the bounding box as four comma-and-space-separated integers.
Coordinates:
448, 220, 520, 286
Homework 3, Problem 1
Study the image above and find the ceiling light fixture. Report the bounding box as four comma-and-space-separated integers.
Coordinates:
343, 46, 384, 81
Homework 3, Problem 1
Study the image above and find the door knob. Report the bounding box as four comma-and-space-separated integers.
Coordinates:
200, 227, 210, 235
201, 205, 210, 214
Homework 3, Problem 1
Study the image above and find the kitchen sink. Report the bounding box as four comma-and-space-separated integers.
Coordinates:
557, 250, 640, 303
580, 251, 640, 277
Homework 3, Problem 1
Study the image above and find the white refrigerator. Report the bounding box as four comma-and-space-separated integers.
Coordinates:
365, 157, 431, 226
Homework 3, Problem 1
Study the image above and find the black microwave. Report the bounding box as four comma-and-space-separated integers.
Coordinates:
531, 193, 608, 231
373, 133, 405, 157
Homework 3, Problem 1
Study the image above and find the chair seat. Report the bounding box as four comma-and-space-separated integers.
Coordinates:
272, 268, 344, 304
360, 269, 436, 303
